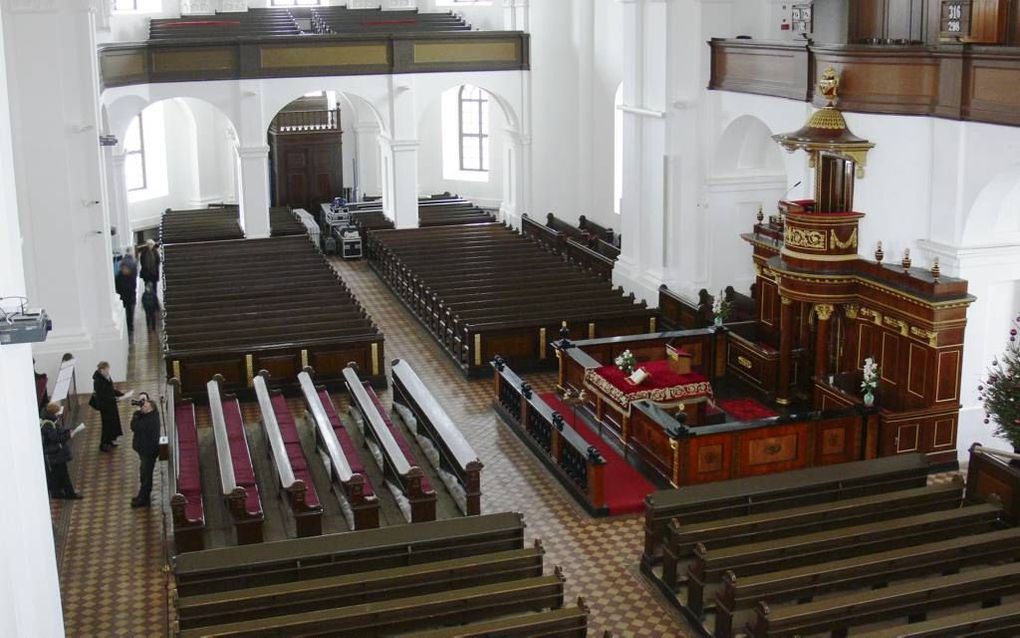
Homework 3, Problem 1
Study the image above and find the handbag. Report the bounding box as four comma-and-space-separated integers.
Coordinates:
88, 393, 99, 410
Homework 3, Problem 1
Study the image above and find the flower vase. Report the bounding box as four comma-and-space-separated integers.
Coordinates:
714, 316, 723, 327
863, 390, 874, 407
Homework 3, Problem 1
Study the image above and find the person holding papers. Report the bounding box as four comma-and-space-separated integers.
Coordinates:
91, 361, 131, 452
41, 412, 82, 500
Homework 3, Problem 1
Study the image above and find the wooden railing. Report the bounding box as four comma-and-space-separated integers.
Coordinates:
98, 31, 530, 90
709, 38, 1020, 128
491, 357, 607, 515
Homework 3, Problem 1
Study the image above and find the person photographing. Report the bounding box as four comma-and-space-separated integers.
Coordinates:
130, 393, 161, 508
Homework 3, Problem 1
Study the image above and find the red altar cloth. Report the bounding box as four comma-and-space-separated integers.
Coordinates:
584, 359, 713, 407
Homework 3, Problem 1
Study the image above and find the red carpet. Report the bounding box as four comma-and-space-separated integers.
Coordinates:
717, 398, 779, 421
541, 393, 655, 516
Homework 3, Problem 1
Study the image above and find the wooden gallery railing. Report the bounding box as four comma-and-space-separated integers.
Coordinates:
98, 31, 530, 90
708, 38, 1020, 128
491, 357, 607, 515
967, 443, 1020, 523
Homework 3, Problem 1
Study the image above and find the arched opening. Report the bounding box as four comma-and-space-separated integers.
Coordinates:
418, 82, 521, 218
266, 90, 385, 215
705, 115, 787, 294
110, 97, 240, 242
613, 83, 623, 216
955, 166, 1020, 452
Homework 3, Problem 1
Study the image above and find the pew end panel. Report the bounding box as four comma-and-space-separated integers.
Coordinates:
967, 442, 1020, 523
166, 377, 206, 553
225, 487, 265, 545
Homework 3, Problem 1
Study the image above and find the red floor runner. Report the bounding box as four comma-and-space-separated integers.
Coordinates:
717, 397, 779, 421
541, 393, 655, 516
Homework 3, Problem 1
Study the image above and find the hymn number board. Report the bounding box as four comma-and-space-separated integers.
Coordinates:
940, 0, 972, 39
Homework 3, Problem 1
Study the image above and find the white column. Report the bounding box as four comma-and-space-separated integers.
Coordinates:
500, 130, 530, 228
236, 145, 271, 239
389, 140, 419, 229
503, 0, 529, 31
4, 0, 126, 379
354, 123, 381, 199
387, 78, 419, 229
106, 148, 132, 253
0, 4, 65, 636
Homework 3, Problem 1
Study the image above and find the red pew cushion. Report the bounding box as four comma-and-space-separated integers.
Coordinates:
363, 382, 433, 493
318, 388, 376, 498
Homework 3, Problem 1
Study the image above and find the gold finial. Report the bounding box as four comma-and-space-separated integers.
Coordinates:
930, 257, 940, 280
818, 67, 839, 106
756, 205, 764, 224
874, 241, 884, 264
901, 248, 912, 271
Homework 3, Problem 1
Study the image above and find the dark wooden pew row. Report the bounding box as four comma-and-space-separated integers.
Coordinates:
162, 235, 385, 397
658, 284, 756, 330
715, 526, 1020, 638
343, 365, 437, 523
178, 575, 565, 637
208, 375, 264, 545
748, 562, 1020, 638
578, 214, 616, 246
641, 452, 931, 569
390, 358, 482, 516
661, 480, 966, 590
166, 378, 205, 553
565, 237, 614, 281
160, 207, 243, 244
269, 206, 307, 237
367, 222, 655, 376
522, 212, 565, 253
414, 603, 592, 638
253, 371, 323, 538
297, 368, 379, 531
854, 599, 1020, 637
172, 511, 526, 596
687, 501, 1005, 621
175, 543, 546, 630
492, 357, 608, 515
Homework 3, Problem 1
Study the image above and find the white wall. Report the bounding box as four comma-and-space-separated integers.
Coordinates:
416, 85, 505, 207
126, 98, 237, 230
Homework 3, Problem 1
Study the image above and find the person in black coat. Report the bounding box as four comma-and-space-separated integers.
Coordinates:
114, 261, 137, 334
130, 393, 161, 508
92, 362, 124, 452
141, 282, 160, 332
41, 416, 81, 499
139, 239, 160, 287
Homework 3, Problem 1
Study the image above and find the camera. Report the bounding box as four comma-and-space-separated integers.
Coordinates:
130, 398, 146, 407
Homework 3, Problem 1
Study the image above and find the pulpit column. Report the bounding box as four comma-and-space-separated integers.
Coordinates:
814, 304, 834, 380
842, 305, 859, 375
777, 296, 795, 405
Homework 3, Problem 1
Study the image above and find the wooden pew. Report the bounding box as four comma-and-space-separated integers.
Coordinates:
854, 600, 1020, 637
172, 512, 526, 596
297, 368, 379, 531
492, 356, 608, 515
252, 371, 323, 538
390, 358, 483, 516
715, 526, 1020, 638
178, 574, 565, 637
658, 284, 708, 330
175, 543, 545, 629
661, 480, 966, 590
208, 375, 264, 545
747, 562, 1020, 638
413, 603, 591, 637
521, 212, 565, 254
342, 364, 437, 523
686, 502, 1005, 620
565, 237, 614, 281
166, 377, 205, 553
578, 214, 615, 245
641, 452, 931, 568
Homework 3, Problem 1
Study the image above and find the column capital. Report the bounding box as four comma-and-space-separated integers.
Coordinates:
388, 139, 419, 152
780, 296, 794, 306
814, 304, 835, 321
236, 145, 269, 160
844, 304, 859, 319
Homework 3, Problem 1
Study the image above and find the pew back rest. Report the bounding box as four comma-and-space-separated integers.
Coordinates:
391, 358, 480, 472
253, 373, 297, 488
208, 377, 237, 494
343, 366, 411, 476
167, 378, 180, 482
298, 370, 353, 482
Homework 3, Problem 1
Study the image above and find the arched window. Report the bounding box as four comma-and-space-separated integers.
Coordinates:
458, 85, 489, 172
123, 114, 147, 192
613, 83, 623, 215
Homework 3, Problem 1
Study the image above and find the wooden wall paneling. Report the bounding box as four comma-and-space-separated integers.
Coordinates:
967, 0, 1010, 43
850, 0, 889, 42
935, 347, 963, 404
963, 50, 1020, 126
708, 39, 810, 100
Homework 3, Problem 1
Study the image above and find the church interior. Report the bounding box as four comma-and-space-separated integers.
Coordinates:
3, 0, 1020, 636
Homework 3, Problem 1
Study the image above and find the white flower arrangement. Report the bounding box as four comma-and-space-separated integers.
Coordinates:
615, 349, 636, 374
712, 290, 731, 322
861, 357, 879, 393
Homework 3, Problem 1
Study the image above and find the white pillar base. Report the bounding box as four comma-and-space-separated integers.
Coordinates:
237, 145, 271, 239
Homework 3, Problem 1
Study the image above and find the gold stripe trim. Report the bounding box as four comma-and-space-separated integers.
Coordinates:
588, 323, 596, 339
172, 360, 181, 380
300, 349, 309, 369
245, 354, 254, 387
539, 327, 547, 360
370, 343, 379, 376
474, 334, 482, 367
